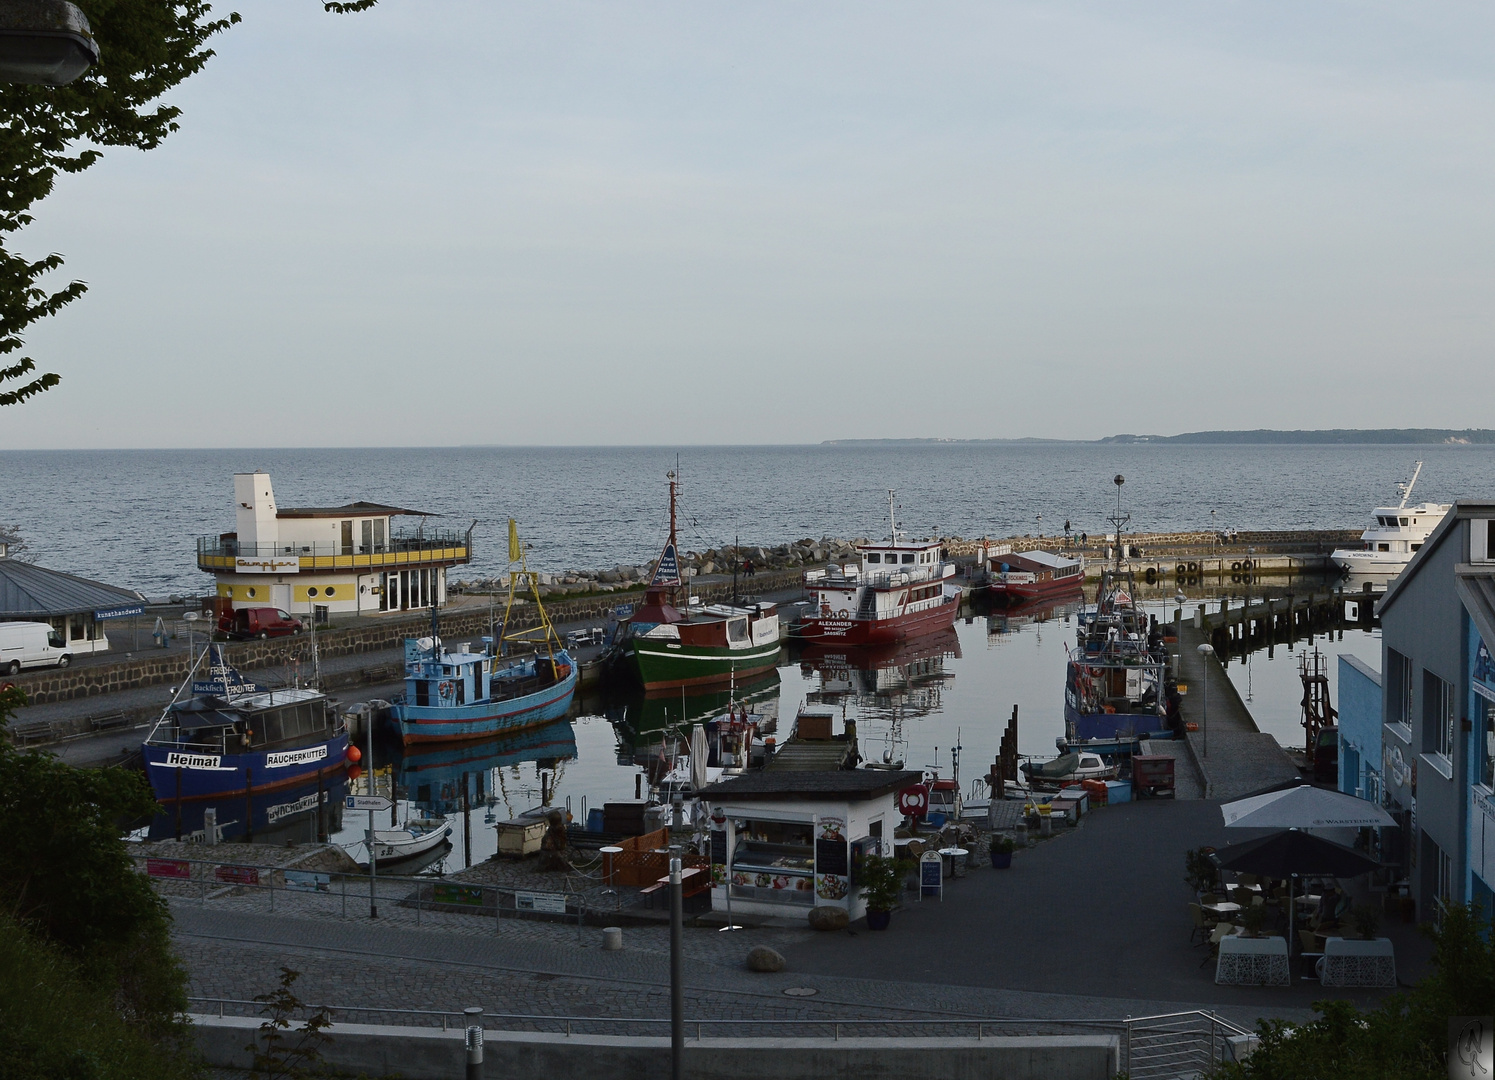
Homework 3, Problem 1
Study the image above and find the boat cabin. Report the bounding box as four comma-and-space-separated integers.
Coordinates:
402, 638, 570, 710
158, 687, 336, 756
1358, 502, 1449, 555
987, 549, 1083, 581
700, 769, 921, 920
634, 602, 779, 649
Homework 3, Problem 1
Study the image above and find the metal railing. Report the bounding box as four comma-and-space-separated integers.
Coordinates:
185, 997, 1251, 1064
198, 530, 471, 560
132, 853, 591, 939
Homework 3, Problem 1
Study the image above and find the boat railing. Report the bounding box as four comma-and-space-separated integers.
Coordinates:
179, 994, 1250, 1068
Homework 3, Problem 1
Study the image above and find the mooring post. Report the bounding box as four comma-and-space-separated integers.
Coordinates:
464, 1006, 484, 1080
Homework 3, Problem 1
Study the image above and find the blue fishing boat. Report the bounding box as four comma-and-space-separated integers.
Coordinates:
388, 638, 577, 744
389, 518, 578, 745
142, 645, 349, 805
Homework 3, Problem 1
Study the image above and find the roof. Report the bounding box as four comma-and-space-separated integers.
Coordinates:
1379, 500, 1495, 616
0, 559, 146, 618
997, 549, 1080, 570
276, 501, 431, 519
698, 769, 921, 802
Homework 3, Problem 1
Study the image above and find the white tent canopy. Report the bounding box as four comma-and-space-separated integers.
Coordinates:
1221, 782, 1395, 830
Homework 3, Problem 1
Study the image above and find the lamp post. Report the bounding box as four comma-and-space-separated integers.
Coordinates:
1196, 643, 1214, 757
0, 1, 98, 85
669, 845, 683, 1080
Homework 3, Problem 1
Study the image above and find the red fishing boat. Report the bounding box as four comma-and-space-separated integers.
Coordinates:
983, 547, 1085, 605
793, 494, 961, 645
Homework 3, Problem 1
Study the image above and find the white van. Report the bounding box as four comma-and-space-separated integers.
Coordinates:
0, 621, 71, 675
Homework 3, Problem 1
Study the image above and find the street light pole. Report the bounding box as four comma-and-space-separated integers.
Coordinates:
669, 846, 683, 1080
1196, 642, 1214, 758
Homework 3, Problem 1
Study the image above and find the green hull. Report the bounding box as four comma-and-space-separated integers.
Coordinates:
629, 638, 782, 691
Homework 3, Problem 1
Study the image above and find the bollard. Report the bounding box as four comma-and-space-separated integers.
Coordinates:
1039, 814, 1053, 838
602, 926, 623, 951
204, 808, 219, 845
1014, 822, 1028, 848
464, 1006, 484, 1080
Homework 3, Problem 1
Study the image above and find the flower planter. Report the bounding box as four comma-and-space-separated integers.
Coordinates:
990, 849, 1013, 869
866, 909, 892, 931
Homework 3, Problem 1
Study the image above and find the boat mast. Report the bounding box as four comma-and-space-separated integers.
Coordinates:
500, 518, 560, 664
887, 489, 899, 543
1108, 474, 1130, 577
1397, 460, 1424, 509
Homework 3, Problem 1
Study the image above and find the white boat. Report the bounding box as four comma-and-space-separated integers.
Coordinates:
1330, 462, 1450, 584
368, 816, 452, 862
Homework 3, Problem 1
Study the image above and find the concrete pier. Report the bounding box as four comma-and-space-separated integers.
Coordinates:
1172, 620, 1299, 801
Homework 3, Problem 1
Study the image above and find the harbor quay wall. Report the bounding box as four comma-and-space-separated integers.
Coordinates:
191, 1015, 1120, 1080
7, 567, 811, 710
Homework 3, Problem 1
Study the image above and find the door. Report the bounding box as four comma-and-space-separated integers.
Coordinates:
340, 520, 353, 555
271, 584, 292, 611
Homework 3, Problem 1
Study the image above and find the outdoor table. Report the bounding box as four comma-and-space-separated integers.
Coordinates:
1202, 901, 1242, 919
938, 847, 969, 879
1216, 935, 1291, 986
1317, 937, 1396, 988
599, 846, 623, 886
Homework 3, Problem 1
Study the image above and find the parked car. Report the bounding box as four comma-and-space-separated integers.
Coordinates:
0, 620, 71, 674
221, 607, 302, 640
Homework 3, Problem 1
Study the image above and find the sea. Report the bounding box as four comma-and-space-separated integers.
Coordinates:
10, 441, 1476, 862
4, 441, 1492, 597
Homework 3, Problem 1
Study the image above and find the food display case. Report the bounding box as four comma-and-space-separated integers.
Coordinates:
728, 821, 816, 905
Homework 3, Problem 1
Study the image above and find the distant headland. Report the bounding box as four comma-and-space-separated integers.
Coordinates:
824, 429, 1495, 446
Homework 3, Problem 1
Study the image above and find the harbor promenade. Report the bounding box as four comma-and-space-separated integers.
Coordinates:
1173, 621, 1300, 800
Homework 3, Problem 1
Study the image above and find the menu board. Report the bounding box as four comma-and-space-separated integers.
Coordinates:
710, 830, 727, 865
815, 837, 849, 877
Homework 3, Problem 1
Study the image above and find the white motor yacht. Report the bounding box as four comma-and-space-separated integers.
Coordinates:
1330, 462, 1450, 584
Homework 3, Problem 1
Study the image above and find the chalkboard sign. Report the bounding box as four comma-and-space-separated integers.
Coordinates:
710, 831, 727, 865
815, 837, 849, 877
919, 850, 943, 900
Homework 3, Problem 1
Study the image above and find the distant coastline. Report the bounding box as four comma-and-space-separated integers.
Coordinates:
825, 429, 1495, 446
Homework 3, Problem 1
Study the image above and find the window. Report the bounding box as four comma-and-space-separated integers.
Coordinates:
1378, 543, 1391, 552
1388, 649, 1413, 724
360, 520, 373, 553
866, 553, 881, 564
325, 586, 336, 597
340, 520, 353, 555
902, 553, 915, 564
1424, 669, 1454, 758
1400, 517, 1409, 527
374, 518, 386, 552
1483, 700, 1495, 790
1411, 543, 1422, 552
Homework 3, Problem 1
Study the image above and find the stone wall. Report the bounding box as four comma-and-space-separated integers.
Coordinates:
10, 568, 811, 707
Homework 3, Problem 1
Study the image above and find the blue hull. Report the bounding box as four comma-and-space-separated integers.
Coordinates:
143, 732, 350, 802
393, 668, 578, 744
148, 773, 349, 842
1063, 703, 1173, 743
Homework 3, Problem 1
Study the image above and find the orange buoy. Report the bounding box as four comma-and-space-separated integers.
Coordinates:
346, 744, 362, 763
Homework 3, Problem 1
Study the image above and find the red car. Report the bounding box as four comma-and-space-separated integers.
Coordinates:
221, 606, 302, 640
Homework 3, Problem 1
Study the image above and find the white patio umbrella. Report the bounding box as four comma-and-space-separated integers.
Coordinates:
1221, 782, 1395, 830
689, 724, 710, 792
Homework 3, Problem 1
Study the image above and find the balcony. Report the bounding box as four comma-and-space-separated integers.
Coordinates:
197, 528, 471, 574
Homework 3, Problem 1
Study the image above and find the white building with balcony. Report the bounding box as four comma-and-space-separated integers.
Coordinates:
197, 472, 472, 619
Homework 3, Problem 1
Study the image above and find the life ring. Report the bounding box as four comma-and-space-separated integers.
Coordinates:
1240, 559, 1253, 571
437, 681, 454, 696
1175, 564, 1187, 577
1231, 561, 1241, 572
836, 608, 849, 618
1187, 561, 1198, 573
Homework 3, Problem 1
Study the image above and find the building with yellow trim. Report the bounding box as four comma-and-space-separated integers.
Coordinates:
197, 472, 472, 619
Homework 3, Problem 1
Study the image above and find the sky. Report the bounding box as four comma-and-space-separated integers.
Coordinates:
4, 1, 1495, 448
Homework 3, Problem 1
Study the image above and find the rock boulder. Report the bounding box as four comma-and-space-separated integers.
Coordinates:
746, 946, 785, 973
807, 906, 849, 931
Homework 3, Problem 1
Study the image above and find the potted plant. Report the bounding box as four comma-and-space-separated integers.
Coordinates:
1183, 846, 1219, 895
990, 833, 1016, 869
858, 854, 903, 931
1240, 903, 1268, 938
1350, 903, 1380, 940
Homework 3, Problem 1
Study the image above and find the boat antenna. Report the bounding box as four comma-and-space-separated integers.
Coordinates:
732, 530, 739, 608
1108, 474, 1129, 575
887, 489, 899, 543
1397, 460, 1424, 509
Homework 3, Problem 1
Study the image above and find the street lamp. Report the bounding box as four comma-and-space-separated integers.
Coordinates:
0, 1, 98, 85
1196, 642, 1214, 757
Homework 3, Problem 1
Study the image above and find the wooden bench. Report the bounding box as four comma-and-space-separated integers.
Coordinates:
88, 713, 129, 732
9, 719, 60, 745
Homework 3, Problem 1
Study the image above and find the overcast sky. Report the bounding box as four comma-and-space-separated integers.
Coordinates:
5, 1, 1494, 448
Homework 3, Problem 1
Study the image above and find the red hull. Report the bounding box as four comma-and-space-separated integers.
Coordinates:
795, 596, 960, 644
988, 576, 1084, 604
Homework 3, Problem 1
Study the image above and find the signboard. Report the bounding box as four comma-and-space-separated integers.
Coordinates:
163, 751, 229, 771
346, 795, 391, 811
234, 556, 299, 574
433, 884, 485, 907
651, 542, 681, 586
146, 858, 190, 879
815, 837, 849, 877
919, 850, 943, 900
197, 646, 262, 696
267, 746, 328, 769
214, 865, 260, 886
515, 891, 568, 914
284, 871, 331, 892
614, 603, 635, 619
710, 831, 727, 865
267, 791, 325, 824
897, 784, 930, 818
94, 605, 144, 620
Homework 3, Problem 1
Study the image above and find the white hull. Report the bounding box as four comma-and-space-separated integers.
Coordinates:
1329, 549, 1413, 581
369, 817, 451, 861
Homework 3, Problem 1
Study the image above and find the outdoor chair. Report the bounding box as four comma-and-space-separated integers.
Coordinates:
1239, 873, 1261, 887
1200, 923, 1235, 968
1189, 903, 1211, 945
1200, 892, 1221, 906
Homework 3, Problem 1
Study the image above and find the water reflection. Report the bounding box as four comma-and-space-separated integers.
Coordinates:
148, 773, 348, 845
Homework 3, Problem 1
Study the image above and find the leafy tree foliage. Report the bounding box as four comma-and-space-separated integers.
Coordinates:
1214, 904, 1495, 1080
0, 684, 185, 1032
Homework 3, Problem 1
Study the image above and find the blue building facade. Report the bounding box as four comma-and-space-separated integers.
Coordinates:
1337, 654, 1382, 803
